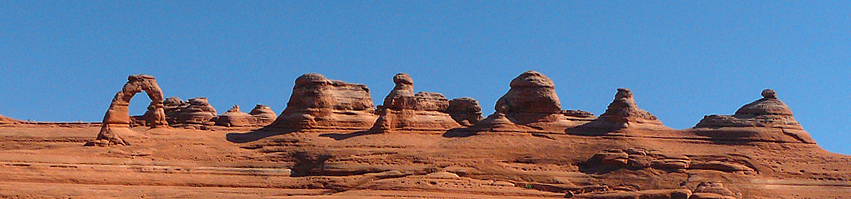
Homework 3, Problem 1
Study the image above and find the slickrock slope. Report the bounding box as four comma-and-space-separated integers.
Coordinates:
0, 72, 849, 198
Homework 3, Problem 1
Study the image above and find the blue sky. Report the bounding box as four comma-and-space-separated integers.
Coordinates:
1, 1, 849, 154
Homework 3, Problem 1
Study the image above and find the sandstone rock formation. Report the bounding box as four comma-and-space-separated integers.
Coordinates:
214, 104, 278, 127
690, 182, 739, 199
593, 88, 666, 129
0, 114, 21, 125
372, 73, 477, 131
476, 71, 595, 131
214, 105, 253, 127
171, 97, 218, 125
494, 71, 561, 114
446, 97, 484, 126
692, 89, 815, 144
268, 73, 377, 130
248, 104, 277, 124
90, 74, 168, 146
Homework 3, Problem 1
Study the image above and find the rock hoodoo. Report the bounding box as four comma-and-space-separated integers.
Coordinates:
173, 97, 217, 125
597, 88, 665, 128
446, 97, 484, 126
373, 73, 477, 131
268, 73, 377, 130
494, 71, 561, 114
90, 74, 168, 146
248, 104, 277, 124
693, 89, 815, 144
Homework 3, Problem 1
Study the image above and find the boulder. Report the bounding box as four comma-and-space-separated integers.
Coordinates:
268, 73, 377, 130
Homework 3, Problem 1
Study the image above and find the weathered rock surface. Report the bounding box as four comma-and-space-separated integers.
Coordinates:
173, 97, 217, 125
90, 74, 168, 146
372, 73, 470, 131
585, 88, 668, 130
494, 71, 560, 114
213, 104, 278, 127
268, 73, 377, 130
446, 97, 484, 126
690, 182, 739, 199
0, 114, 21, 125
692, 89, 815, 144
476, 71, 594, 132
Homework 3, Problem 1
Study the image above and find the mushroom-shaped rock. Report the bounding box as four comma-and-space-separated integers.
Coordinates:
599, 88, 663, 126
372, 73, 464, 131
214, 105, 252, 127
249, 104, 277, 124
693, 89, 814, 144
268, 73, 376, 130
89, 74, 168, 146
494, 71, 561, 114
690, 182, 739, 199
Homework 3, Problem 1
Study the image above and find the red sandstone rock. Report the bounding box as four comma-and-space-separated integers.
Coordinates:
596, 88, 666, 129
91, 74, 168, 146
248, 104, 277, 124
268, 73, 377, 130
372, 73, 463, 131
690, 182, 739, 199
494, 71, 560, 114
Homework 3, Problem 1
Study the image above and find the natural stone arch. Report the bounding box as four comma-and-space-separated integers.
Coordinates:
90, 74, 168, 146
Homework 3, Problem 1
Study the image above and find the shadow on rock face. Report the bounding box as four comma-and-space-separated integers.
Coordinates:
442, 128, 478, 138
318, 130, 382, 141
225, 129, 297, 143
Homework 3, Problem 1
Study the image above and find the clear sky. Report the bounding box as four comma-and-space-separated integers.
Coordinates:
1, 1, 849, 154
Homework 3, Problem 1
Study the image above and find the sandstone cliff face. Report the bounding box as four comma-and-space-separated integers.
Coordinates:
268, 73, 377, 130
372, 73, 481, 131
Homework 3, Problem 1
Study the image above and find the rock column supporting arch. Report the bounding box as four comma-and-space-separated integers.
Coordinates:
90, 74, 168, 146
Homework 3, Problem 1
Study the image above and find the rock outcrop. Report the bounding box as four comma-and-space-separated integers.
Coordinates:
692, 89, 815, 144
476, 71, 594, 131
372, 73, 477, 131
90, 74, 168, 146
690, 182, 739, 199
171, 97, 217, 125
494, 71, 561, 114
0, 114, 21, 125
592, 88, 666, 129
214, 104, 278, 127
268, 73, 377, 130
446, 98, 484, 126
248, 104, 277, 124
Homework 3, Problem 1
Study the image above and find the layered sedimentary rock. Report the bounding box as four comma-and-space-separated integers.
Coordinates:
592, 88, 667, 129
90, 74, 168, 146
476, 71, 595, 131
214, 104, 278, 127
446, 97, 484, 126
248, 104, 277, 124
171, 97, 218, 125
0, 114, 21, 125
690, 182, 740, 199
373, 73, 478, 131
268, 73, 377, 130
692, 89, 815, 144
